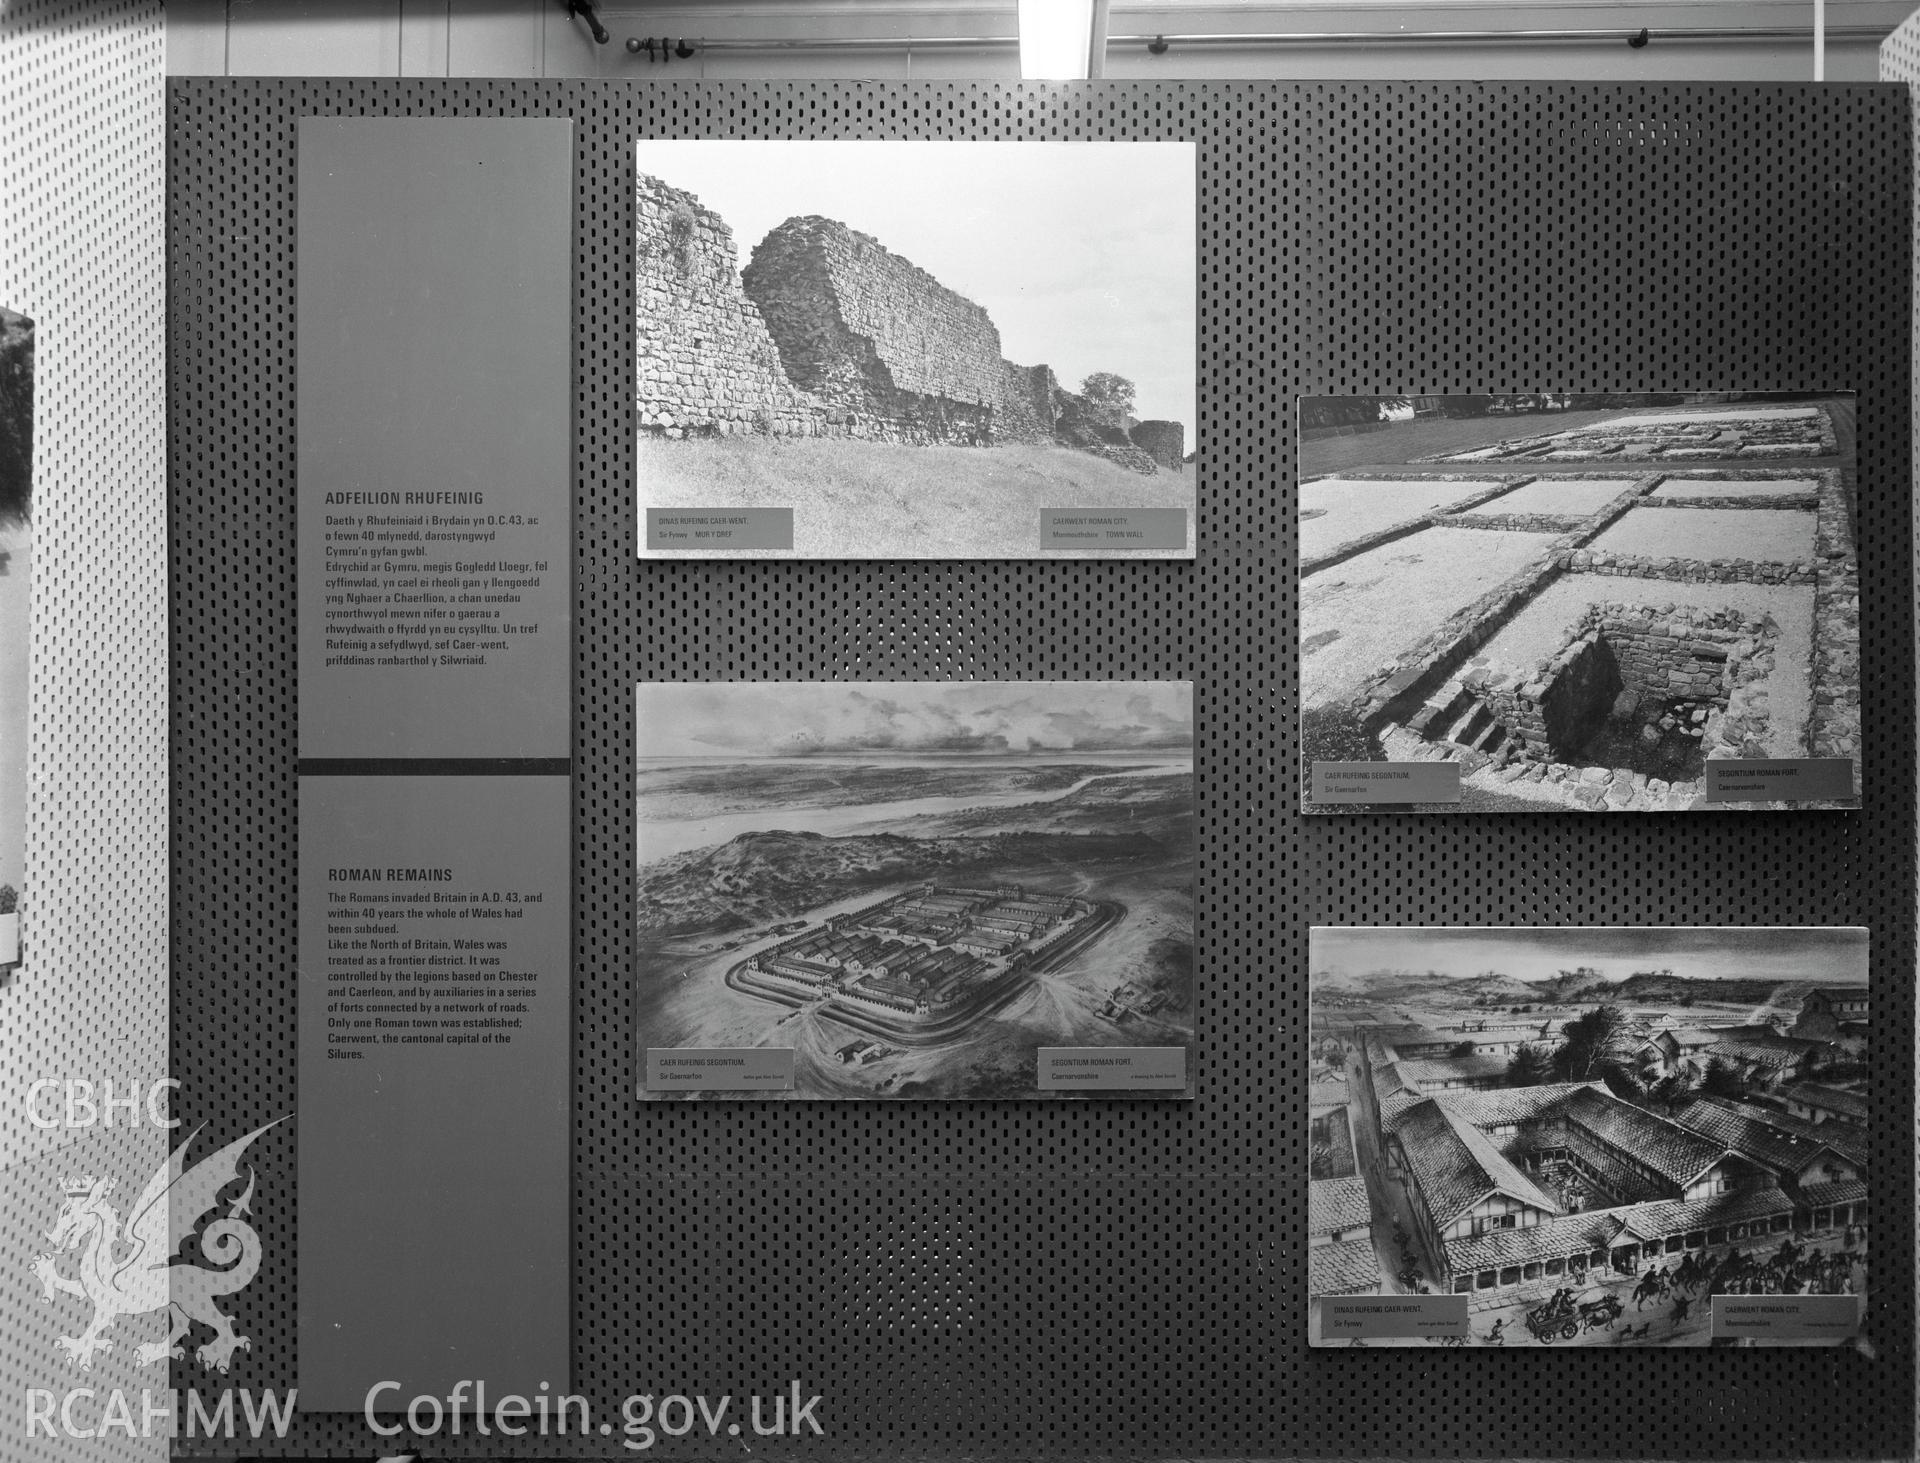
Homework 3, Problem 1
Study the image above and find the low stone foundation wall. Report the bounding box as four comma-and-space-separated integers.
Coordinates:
1444, 512, 1591, 535
1637, 494, 1821, 511
1561, 546, 1816, 586
1350, 476, 1659, 727
1299, 474, 1541, 578
1808, 469, 1860, 764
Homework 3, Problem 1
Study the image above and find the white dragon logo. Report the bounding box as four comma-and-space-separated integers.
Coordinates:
28, 1117, 287, 1372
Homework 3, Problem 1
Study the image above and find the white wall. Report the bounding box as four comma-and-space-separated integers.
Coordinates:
169, 0, 1911, 81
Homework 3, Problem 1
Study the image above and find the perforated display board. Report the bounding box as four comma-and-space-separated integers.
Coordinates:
170, 79, 1912, 1458
1, 6, 166, 1462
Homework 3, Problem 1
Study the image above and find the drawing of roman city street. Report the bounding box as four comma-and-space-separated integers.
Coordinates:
634, 682, 1195, 1099
1296, 394, 1859, 812
1309, 928, 1870, 1348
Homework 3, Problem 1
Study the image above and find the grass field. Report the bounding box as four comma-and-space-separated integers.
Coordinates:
1298, 395, 1852, 478
637, 433, 1195, 558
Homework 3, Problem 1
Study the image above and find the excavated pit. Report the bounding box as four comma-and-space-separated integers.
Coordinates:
1531, 617, 1738, 780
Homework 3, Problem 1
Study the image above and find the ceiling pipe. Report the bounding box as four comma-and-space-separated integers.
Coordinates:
624, 24, 1888, 57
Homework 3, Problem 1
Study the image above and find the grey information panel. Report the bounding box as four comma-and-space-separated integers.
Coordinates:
1318, 1294, 1468, 1339
646, 1047, 796, 1091
171, 80, 1913, 1460
1037, 1046, 1188, 1090
1711, 1295, 1863, 1339
1311, 760, 1461, 804
1038, 508, 1188, 550
296, 775, 570, 1411
295, 117, 573, 761
645, 507, 793, 551
1705, 758, 1857, 802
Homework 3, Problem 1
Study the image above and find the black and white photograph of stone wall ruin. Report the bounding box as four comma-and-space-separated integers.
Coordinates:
634, 140, 1195, 558
1297, 394, 1859, 812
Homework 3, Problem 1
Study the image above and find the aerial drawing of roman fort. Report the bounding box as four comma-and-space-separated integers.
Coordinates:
733, 884, 1126, 1051
1298, 396, 1859, 812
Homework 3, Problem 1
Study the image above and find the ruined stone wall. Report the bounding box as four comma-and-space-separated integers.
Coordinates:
994, 361, 1058, 445
637, 187, 1184, 463
1597, 608, 1740, 706
1535, 636, 1622, 759
743, 216, 1000, 444
1470, 604, 1755, 766
634, 173, 826, 439
1129, 420, 1185, 472
1051, 388, 1159, 475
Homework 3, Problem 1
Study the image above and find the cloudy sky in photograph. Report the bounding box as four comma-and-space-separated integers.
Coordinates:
634, 140, 1196, 430
638, 681, 1194, 759
1311, 926, 1868, 986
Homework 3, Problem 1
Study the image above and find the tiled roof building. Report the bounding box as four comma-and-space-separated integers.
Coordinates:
1688, 1094, 1869, 1171
1562, 1087, 1733, 1196
1308, 1176, 1373, 1241
1776, 1081, 1867, 1125
1669, 1096, 1861, 1187
1397, 1052, 1512, 1092
1392, 1100, 1558, 1231
1309, 1238, 1381, 1297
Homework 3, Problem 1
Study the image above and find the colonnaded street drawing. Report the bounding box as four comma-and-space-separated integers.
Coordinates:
1309, 927, 1869, 1347
634, 140, 1196, 559
635, 682, 1195, 1099
1297, 394, 1858, 812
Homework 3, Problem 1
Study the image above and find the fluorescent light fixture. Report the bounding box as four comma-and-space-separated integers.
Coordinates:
1018, 0, 1098, 79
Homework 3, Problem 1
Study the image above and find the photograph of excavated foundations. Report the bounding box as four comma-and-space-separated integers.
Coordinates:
633, 141, 1195, 559
1297, 395, 1859, 813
